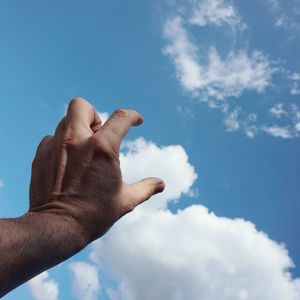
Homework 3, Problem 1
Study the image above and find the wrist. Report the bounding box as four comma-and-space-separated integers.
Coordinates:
30, 197, 113, 244
25, 210, 89, 254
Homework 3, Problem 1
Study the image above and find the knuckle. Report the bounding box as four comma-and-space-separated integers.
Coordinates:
61, 134, 78, 150
41, 135, 53, 144
89, 134, 103, 147
89, 134, 103, 149
113, 109, 143, 125
37, 135, 53, 152
113, 109, 128, 119
89, 135, 118, 161
33, 135, 53, 167
55, 117, 66, 135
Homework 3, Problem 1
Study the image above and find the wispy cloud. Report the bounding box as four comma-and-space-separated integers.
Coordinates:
266, 0, 300, 39
0, 180, 4, 191
223, 107, 258, 138
223, 107, 241, 131
262, 125, 293, 138
270, 103, 288, 118
188, 0, 242, 27
289, 72, 300, 95
263, 103, 300, 138
163, 17, 274, 106
222, 103, 300, 138
162, 0, 300, 139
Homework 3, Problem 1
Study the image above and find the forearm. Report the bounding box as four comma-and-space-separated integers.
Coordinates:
0, 212, 86, 297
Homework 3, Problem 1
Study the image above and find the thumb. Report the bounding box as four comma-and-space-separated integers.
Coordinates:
121, 177, 165, 214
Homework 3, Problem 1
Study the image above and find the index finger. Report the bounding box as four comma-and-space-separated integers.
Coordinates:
100, 109, 143, 151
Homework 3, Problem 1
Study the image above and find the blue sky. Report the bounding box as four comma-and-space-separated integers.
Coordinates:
1, 0, 300, 299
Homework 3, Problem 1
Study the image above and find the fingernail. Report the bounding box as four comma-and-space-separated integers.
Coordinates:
154, 181, 165, 193
136, 117, 144, 125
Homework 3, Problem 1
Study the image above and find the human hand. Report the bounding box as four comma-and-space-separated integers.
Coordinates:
29, 98, 165, 246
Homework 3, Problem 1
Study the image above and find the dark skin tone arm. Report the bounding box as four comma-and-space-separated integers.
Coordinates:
0, 98, 165, 297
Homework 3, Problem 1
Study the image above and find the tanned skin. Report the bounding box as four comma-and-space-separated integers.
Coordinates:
0, 98, 165, 297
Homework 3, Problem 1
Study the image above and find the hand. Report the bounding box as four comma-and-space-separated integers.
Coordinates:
29, 98, 165, 245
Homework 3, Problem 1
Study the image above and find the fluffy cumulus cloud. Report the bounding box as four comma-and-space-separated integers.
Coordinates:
69, 262, 100, 300
86, 137, 300, 300
27, 271, 59, 300
91, 206, 300, 300
162, 0, 300, 139
120, 138, 197, 210
0, 179, 4, 191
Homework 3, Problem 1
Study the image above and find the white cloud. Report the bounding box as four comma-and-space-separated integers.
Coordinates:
223, 103, 300, 139
290, 73, 300, 81
263, 103, 300, 138
69, 262, 100, 300
163, 17, 202, 93
223, 107, 241, 131
0, 180, 4, 191
189, 0, 241, 27
270, 103, 287, 118
290, 83, 300, 95
98, 111, 109, 124
262, 125, 292, 138
120, 137, 197, 211
91, 205, 300, 300
295, 122, 300, 131
222, 107, 259, 137
244, 125, 257, 138
235, 103, 300, 139
27, 271, 59, 300
289, 73, 300, 95
163, 17, 275, 105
